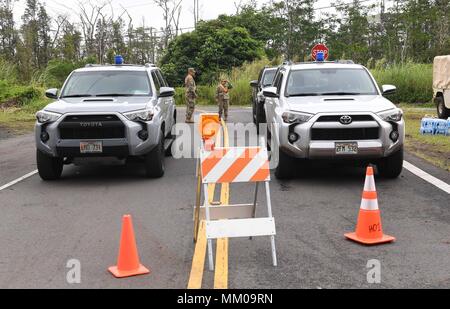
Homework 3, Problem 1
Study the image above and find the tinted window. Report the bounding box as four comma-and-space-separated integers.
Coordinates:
151, 71, 161, 92
156, 70, 168, 87
285, 69, 378, 96
262, 70, 276, 87
61, 71, 152, 97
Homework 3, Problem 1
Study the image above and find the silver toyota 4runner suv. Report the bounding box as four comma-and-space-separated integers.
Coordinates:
35, 62, 176, 180
263, 61, 405, 179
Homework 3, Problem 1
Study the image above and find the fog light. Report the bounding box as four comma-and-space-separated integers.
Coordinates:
390, 131, 399, 142
40, 131, 50, 142
138, 130, 149, 141
288, 132, 299, 143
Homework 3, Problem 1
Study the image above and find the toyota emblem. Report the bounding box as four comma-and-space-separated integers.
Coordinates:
340, 115, 353, 125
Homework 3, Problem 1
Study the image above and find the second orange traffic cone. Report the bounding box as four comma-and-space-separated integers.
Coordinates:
108, 215, 150, 278
345, 166, 395, 245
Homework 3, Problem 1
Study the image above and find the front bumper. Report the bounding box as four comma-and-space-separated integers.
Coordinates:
35, 112, 162, 158
275, 112, 405, 159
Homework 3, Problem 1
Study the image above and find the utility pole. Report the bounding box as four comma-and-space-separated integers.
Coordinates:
193, 0, 200, 28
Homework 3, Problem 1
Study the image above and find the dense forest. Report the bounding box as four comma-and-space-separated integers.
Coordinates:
0, 0, 449, 87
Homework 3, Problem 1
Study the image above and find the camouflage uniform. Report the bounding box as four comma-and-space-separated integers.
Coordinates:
185, 74, 197, 121
216, 83, 230, 121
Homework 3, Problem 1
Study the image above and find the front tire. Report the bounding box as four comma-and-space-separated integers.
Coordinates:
436, 96, 450, 119
36, 149, 63, 181
144, 135, 165, 178
275, 148, 296, 179
255, 103, 266, 135
377, 148, 404, 179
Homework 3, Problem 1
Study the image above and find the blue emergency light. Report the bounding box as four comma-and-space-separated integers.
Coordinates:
115, 55, 124, 65
316, 51, 325, 62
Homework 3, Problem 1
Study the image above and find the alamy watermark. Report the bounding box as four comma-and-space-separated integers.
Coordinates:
366, 259, 381, 284
171, 122, 280, 168
66, 259, 81, 284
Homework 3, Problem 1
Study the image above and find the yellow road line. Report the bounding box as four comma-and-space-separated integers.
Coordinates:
187, 220, 207, 289
214, 119, 230, 289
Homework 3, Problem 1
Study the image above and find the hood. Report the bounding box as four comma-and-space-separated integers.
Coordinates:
285, 95, 396, 114
44, 97, 154, 114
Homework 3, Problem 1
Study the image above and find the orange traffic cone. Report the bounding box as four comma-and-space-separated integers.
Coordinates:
345, 166, 395, 245
108, 215, 150, 278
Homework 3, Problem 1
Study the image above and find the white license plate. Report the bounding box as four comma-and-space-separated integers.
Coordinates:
80, 141, 103, 154
335, 142, 358, 155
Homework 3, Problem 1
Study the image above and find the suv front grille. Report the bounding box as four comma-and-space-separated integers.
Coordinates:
59, 115, 125, 139
316, 115, 374, 122
311, 128, 379, 141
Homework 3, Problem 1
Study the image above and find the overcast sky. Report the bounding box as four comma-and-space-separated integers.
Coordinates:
12, 0, 380, 30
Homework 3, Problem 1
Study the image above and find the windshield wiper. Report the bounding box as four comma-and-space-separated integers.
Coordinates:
288, 93, 322, 97
61, 94, 93, 98
321, 92, 362, 96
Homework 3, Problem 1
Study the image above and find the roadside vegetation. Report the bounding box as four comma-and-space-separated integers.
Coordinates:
401, 105, 450, 172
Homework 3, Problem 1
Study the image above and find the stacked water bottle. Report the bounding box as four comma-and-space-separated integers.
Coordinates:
420, 117, 450, 136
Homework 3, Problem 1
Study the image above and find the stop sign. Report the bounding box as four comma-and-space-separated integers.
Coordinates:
311, 44, 329, 61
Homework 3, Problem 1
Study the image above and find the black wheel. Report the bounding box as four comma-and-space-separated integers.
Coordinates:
377, 148, 404, 179
436, 95, 450, 119
275, 148, 296, 179
255, 103, 266, 135
252, 100, 257, 124
36, 149, 63, 181
144, 134, 165, 178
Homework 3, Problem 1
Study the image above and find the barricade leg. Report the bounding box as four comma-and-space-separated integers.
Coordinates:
204, 183, 215, 271
265, 181, 278, 267
270, 236, 277, 267
194, 159, 202, 243
249, 182, 259, 240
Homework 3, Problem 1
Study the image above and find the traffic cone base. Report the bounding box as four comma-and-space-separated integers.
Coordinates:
108, 264, 150, 278
345, 232, 395, 245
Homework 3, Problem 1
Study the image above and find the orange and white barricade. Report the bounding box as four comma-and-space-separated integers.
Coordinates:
198, 144, 277, 270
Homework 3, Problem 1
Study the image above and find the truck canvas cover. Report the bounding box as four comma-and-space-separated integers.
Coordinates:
433, 55, 450, 89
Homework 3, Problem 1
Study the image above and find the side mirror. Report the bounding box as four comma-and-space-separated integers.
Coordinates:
382, 85, 396, 96
250, 80, 259, 88
262, 86, 279, 98
159, 87, 175, 98
45, 88, 58, 99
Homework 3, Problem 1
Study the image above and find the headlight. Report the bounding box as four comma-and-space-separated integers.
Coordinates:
378, 108, 403, 122
124, 108, 154, 122
282, 111, 314, 124
36, 110, 62, 124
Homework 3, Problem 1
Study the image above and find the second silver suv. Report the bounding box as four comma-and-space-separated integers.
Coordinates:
35, 62, 176, 180
263, 61, 405, 179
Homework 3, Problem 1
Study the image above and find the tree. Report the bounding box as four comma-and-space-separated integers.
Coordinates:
160, 22, 263, 85
0, 0, 17, 61
153, 0, 183, 49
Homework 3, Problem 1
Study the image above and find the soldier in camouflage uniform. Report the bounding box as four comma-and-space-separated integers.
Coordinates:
184, 68, 197, 123
216, 78, 232, 121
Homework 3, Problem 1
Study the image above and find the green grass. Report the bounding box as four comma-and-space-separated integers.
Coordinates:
0, 97, 50, 134
401, 104, 450, 171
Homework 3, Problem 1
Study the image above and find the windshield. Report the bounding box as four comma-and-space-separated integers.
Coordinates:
262, 70, 276, 87
61, 71, 152, 98
285, 68, 378, 96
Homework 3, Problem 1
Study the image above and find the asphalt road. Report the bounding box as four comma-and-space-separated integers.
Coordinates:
0, 107, 449, 289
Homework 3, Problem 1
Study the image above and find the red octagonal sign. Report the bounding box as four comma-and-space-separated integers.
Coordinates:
311, 44, 329, 61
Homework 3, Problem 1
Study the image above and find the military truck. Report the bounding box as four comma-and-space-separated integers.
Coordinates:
433, 55, 450, 119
